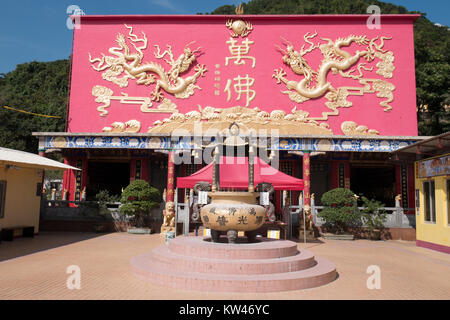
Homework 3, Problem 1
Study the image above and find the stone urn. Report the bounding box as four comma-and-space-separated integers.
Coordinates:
200, 191, 265, 243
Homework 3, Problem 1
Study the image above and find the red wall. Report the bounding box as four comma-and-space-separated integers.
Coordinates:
67, 14, 418, 136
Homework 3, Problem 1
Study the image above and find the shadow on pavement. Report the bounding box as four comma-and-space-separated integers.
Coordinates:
0, 231, 111, 262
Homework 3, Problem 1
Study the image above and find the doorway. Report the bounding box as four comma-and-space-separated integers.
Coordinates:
86, 161, 130, 200
350, 166, 395, 207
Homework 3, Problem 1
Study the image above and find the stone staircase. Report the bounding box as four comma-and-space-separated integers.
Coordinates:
130, 236, 337, 292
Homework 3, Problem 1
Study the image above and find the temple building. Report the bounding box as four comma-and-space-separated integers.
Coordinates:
34, 14, 425, 221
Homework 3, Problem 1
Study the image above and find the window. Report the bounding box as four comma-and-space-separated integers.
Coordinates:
423, 180, 436, 223
0, 180, 6, 219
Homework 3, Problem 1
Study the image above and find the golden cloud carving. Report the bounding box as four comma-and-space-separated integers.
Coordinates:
341, 121, 379, 136
147, 106, 332, 135
102, 120, 141, 133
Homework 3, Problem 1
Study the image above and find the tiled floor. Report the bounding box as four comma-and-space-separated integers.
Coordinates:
0, 232, 449, 300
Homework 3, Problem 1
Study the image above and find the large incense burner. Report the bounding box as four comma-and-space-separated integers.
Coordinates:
201, 191, 266, 243
199, 123, 268, 243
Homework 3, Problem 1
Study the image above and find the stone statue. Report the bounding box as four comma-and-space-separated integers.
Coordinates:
161, 201, 176, 234
301, 207, 314, 231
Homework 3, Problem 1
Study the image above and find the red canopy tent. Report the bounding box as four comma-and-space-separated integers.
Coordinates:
177, 156, 303, 190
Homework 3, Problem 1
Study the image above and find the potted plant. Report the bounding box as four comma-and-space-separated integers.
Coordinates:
361, 196, 387, 240
318, 188, 361, 240
119, 180, 161, 234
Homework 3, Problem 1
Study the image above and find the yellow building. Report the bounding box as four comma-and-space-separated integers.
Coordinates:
393, 132, 450, 253
0, 147, 77, 240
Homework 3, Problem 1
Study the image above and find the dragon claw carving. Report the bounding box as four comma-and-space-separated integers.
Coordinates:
151, 89, 164, 102
272, 68, 287, 84
194, 64, 207, 77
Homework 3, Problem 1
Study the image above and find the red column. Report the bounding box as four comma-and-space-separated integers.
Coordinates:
63, 158, 75, 201
329, 161, 338, 189
166, 151, 175, 202
303, 151, 311, 210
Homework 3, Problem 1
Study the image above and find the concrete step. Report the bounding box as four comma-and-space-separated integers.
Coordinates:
130, 236, 337, 292
168, 236, 298, 259
131, 254, 336, 293
148, 245, 316, 275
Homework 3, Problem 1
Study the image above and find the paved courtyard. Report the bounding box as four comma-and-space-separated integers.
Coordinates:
0, 232, 449, 300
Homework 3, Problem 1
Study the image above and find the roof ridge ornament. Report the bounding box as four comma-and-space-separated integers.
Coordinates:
235, 4, 244, 15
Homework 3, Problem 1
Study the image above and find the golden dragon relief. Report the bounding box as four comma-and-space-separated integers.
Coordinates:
273, 32, 396, 123
88, 24, 207, 115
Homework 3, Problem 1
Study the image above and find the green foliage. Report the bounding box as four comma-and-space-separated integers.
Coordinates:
360, 196, 387, 231
414, 17, 450, 135
119, 180, 160, 227
0, 60, 69, 153
96, 189, 121, 216
318, 188, 361, 234
208, 0, 450, 136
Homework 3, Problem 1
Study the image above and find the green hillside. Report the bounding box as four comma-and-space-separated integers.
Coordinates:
0, 60, 69, 153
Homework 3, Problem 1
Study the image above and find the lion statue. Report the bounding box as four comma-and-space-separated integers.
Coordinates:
160, 201, 176, 234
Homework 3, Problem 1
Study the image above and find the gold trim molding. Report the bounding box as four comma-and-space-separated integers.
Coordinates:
147, 106, 332, 135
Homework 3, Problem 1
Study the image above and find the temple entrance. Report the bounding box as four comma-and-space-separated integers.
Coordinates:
149, 158, 168, 198
350, 165, 396, 207
86, 160, 130, 200
311, 162, 329, 206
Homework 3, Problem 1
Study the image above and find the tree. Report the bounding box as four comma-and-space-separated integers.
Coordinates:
318, 188, 361, 234
119, 180, 161, 228
0, 60, 69, 153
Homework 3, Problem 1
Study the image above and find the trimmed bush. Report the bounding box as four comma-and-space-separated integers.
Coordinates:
120, 180, 160, 227
319, 188, 361, 234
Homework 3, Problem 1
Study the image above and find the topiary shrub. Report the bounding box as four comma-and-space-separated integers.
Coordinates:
318, 188, 361, 234
120, 180, 161, 228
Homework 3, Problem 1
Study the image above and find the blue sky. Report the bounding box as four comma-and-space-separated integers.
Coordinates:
0, 0, 448, 74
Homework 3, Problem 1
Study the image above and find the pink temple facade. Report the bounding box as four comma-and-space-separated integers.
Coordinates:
34, 14, 422, 227
68, 14, 417, 136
